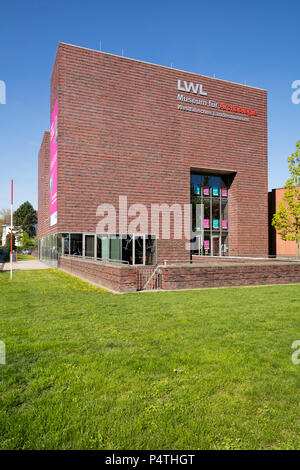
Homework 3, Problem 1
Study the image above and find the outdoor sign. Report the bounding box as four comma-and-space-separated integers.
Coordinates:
203, 219, 210, 229
221, 188, 228, 197
50, 99, 58, 226
213, 219, 219, 229
213, 187, 219, 196
203, 187, 209, 196
177, 79, 258, 122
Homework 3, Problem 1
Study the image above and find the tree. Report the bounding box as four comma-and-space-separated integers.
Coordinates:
20, 231, 30, 248
4, 232, 16, 251
13, 201, 37, 238
20, 231, 37, 249
272, 140, 300, 258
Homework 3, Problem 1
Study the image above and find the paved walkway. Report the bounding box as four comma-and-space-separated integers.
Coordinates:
1, 260, 49, 271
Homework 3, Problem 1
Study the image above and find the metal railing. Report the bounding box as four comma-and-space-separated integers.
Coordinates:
137, 266, 162, 291
61, 254, 129, 265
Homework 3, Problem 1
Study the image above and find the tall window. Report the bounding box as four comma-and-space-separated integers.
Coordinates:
85, 235, 95, 257
191, 173, 229, 256
70, 234, 83, 256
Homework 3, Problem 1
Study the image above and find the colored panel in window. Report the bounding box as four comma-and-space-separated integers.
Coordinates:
221, 188, 228, 197
102, 237, 109, 260
110, 236, 121, 260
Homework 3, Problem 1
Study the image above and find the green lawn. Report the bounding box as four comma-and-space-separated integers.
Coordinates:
1, 269, 300, 450
17, 254, 35, 261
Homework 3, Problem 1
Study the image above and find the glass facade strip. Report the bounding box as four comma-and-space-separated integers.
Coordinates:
145, 235, 156, 265
39, 233, 156, 266
121, 235, 133, 264
101, 236, 109, 260
134, 236, 144, 265
110, 236, 121, 261
191, 172, 229, 256
85, 235, 95, 257
39, 233, 59, 267
70, 233, 83, 256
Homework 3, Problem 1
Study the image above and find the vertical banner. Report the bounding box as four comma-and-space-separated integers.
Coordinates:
50, 99, 58, 226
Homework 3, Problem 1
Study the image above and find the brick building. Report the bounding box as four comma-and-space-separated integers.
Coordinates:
269, 187, 298, 257
38, 42, 268, 276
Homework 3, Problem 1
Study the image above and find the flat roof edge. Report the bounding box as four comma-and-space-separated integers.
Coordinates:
58, 42, 267, 92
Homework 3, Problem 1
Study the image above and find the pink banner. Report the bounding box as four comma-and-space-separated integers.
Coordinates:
203, 219, 210, 228
221, 188, 228, 197
222, 220, 228, 229
203, 186, 209, 196
50, 99, 58, 226
204, 240, 210, 250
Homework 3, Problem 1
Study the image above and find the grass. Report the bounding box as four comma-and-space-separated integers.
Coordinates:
0, 269, 300, 450
16, 254, 35, 261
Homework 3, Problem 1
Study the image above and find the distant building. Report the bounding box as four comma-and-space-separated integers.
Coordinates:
269, 187, 298, 257
1, 215, 22, 247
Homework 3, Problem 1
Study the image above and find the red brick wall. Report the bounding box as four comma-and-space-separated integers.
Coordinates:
269, 188, 298, 257
40, 42, 268, 261
38, 131, 51, 238
192, 256, 278, 263
162, 262, 300, 290
59, 256, 137, 292
59, 257, 300, 292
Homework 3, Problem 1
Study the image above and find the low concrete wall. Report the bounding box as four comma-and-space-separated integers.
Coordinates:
162, 262, 300, 290
59, 256, 137, 292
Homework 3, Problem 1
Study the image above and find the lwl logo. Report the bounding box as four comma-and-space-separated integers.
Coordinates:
177, 79, 207, 96
0, 80, 6, 104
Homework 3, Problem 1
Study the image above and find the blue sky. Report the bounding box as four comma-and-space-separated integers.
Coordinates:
0, 0, 299, 210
